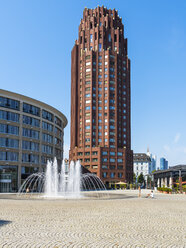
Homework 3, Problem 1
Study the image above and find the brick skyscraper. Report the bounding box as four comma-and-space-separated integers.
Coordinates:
69, 6, 133, 185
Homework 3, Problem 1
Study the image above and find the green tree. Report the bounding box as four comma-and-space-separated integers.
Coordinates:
133, 173, 136, 184
137, 173, 144, 185
147, 175, 151, 188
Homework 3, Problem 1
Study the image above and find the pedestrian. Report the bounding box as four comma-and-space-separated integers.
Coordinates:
150, 190, 154, 198
138, 186, 141, 198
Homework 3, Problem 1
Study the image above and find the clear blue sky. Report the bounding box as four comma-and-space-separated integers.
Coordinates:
0, 0, 186, 167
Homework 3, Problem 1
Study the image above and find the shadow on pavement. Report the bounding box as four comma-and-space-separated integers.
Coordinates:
0, 220, 11, 228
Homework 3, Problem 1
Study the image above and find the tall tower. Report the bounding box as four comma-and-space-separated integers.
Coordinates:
69, 6, 133, 185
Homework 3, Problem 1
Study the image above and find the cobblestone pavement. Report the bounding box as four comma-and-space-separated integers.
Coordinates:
0, 191, 185, 248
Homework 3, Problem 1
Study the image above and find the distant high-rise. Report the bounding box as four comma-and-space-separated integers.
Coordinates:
69, 6, 133, 184
160, 157, 168, 170
147, 149, 156, 173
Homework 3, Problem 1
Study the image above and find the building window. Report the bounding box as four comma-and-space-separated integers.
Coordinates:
23, 115, 40, 127
110, 172, 115, 178
0, 97, 20, 110
90, 34, 93, 43
42, 110, 53, 122
22, 153, 39, 164
55, 116, 62, 127
102, 158, 107, 162
22, 128, 39, 139
0, 138, 19, 149
42, 133, 53, 143
117, 159, 123, 163
110, 158, 115, 162
0, 151, 19, 161
101, 151, 107, 156
42, 121, 53, 132
23, 103, 40, 117
118, 173, 123, 178
22, 140, 39, 151
55, 137, 62, 146
0, 124, 19, 135
99, 44, 102, 52
0, 110, 19, 122
110, 106, 115, 110
102, 172, 107, 178
42, 145, 53, 154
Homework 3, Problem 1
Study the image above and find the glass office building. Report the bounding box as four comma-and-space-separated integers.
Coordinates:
0, 89, 67, 192
160, 157, 168, 171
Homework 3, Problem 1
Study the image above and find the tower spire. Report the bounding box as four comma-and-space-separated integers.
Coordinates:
147, 146, 149, 153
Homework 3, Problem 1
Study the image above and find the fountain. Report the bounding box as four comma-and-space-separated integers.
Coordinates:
18, 158, 108, 199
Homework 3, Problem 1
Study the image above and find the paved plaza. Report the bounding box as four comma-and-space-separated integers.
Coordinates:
0, 190, 185, 248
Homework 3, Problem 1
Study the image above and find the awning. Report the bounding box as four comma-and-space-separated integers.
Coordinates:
115, 181, 127, 185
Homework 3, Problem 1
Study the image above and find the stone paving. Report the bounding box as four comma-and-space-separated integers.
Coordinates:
0, 190, 185, 248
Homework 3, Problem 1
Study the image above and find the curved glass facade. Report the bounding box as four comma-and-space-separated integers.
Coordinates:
0, 89, 67, 193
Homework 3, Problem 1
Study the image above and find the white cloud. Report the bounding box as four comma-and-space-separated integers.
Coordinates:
174, 133, 181, 144
163, 145, 170, 152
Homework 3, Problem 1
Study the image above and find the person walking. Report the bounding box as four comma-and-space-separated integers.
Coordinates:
138, 186, 141, 198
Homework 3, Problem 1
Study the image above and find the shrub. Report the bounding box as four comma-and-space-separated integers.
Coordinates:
123, 184, 127, 189
166, 188, 172, 193
158, 187, 172, 193
182, 185, 186, 192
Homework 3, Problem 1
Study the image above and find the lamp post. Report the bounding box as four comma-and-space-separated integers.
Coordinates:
179, 169, 183, 193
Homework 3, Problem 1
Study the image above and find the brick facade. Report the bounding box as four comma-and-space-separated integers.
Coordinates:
69, 6, 133, 184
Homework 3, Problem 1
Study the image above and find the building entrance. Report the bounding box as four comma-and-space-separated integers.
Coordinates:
0, 165, 18, 193
0, 182, 12, 192
0, 174, 12, 192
